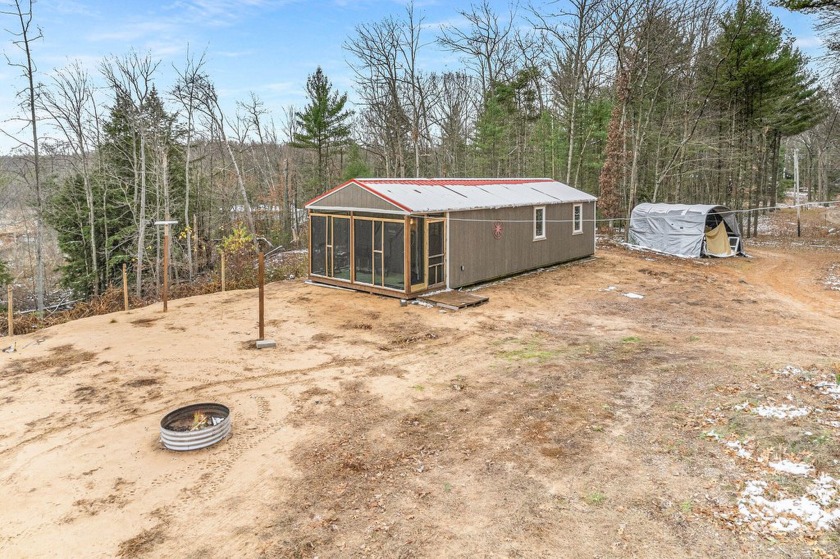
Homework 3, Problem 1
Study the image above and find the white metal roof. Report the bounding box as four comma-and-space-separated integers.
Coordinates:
306, 178, 597, 214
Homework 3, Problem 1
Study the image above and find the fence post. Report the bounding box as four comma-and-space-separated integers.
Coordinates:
122, 264, 129, 311
221, 252, 226, 292
6, 285, 13, 337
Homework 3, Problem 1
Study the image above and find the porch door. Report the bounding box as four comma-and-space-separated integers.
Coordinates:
410, 217, 426, 292
427, 219, 445, 287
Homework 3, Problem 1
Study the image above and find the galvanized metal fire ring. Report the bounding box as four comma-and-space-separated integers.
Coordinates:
160, 403, 231, 451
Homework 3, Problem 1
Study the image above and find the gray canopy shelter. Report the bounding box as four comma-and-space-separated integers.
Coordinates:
628, 203, 744, 258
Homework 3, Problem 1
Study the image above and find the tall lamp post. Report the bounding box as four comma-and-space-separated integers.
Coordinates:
154, 220, 178, 312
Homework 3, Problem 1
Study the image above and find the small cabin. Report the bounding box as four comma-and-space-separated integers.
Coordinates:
305, 178, 597, 298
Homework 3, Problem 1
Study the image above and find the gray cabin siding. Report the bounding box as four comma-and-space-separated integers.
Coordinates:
309, 183, 402, 214
447, 201, 594, 288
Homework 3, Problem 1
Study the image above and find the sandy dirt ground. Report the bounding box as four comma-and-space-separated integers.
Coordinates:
2, 208, 840, 558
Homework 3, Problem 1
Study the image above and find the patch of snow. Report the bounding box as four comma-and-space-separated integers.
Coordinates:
603, 285, 618, 292
737, 477, 840, 533
810, 475, 839, 506
623, 292, 644, 299
825, 264, 840, 291
754, 404, 811, 419
733, 401, 751, 411
707, 430, 753, 459
769, 460, 814, 476
726, 440, 753, 459
773, 365, 805, 377
815, 381, 840, 400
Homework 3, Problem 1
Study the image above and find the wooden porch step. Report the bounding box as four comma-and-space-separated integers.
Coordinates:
420, 291, 489, 310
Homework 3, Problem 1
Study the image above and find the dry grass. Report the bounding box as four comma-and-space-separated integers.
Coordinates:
5, 343, 96, 377
117, 526, 165, 558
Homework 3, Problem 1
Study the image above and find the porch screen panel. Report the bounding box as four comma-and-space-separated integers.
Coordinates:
354, 220, 373, 284
310, 215, 327, 276
428, 220, 444, 286
383, 222, 405, 290
332, 217, 351, 281
373, 221, 383, 286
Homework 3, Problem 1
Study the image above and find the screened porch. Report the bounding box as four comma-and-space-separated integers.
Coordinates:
309, 212, 445, 296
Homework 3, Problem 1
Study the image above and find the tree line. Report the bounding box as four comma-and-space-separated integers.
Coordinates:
1, 0, 838, 309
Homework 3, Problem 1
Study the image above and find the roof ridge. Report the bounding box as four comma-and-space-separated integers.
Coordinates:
357, 178, 555, 186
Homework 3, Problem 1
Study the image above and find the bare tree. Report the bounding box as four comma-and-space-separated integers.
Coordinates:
172, 49, 207, 280
40, 61, 99, 293
282, 104, 302, 241
431, 71, 479, 177
439, 0, 518, 96
531, 0, 612, 185
189, 71, 257, 239
397, 2, 432, 178
345, 14, 409, 177
3, 0, 45, 310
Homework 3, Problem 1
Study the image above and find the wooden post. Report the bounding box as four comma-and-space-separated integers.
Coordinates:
193, 213, 198, 271
258, 251, 265, 340
163, 226, 170, 312
122, 264, 129, 311
7, 285, 13, 337
794, 147, 801, 237
221, 252, 226, 292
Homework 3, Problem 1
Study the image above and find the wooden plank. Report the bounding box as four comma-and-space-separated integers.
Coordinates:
421, 291, 488, 310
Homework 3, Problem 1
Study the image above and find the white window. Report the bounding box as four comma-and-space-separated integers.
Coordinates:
573, 204, 583, 234
534, 206, 546, 240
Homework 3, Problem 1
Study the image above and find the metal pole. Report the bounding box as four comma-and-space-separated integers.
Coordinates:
258, 252, 265, 340
794, 147, 801, 237
163, 225, 170, 312
122, 263, 129, 311
7, 285, 13, 337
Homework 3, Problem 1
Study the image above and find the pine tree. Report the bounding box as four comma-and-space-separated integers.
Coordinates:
710, 0, 825, 229
47, 88, 185, 297
292, 67, 353, 193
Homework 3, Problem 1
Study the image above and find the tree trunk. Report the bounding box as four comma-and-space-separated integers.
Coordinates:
136, 133, 146, 299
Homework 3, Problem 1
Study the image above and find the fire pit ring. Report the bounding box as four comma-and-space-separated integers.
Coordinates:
160, 403, 231, 451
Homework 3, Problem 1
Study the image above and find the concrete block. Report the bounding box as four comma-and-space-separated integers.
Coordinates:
255, 339, 276, 349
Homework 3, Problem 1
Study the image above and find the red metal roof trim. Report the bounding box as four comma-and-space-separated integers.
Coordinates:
358, 178, 554, 187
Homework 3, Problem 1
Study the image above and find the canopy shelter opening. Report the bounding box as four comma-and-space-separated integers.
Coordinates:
628, 203, 745, 258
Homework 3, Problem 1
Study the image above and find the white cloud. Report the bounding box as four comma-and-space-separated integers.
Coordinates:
165, 0, 298, 27
50, 0, 98, 17
262, 81, 297, 93
795, 36, 824, 50
216, 49, 254, 58
87, 20, 178, 43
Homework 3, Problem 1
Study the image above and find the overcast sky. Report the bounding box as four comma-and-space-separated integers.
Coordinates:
0, 0, 827, 154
